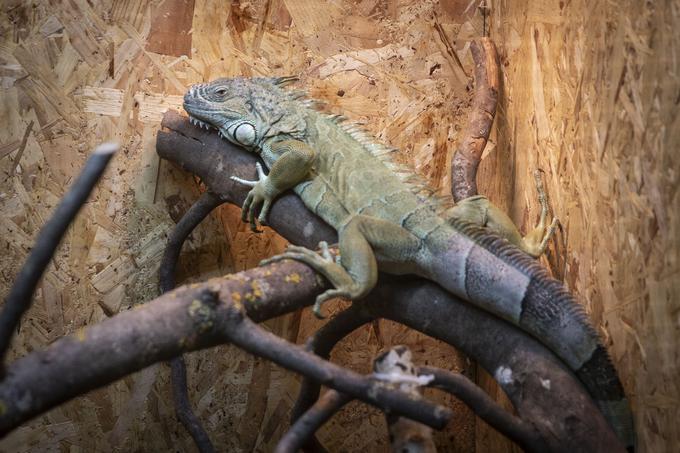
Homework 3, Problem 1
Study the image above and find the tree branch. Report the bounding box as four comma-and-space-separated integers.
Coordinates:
276, 390, 350, 453
291, 304, 375, 420
451, 37, 499, 202
0, 257, 454, 436
155, 110, 624, 452
0, 143, 117, 370
222, 302, 453, 429
159, 191, 225, 453
419, 366, 547, 451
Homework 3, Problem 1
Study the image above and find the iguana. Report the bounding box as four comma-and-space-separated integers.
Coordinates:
182, 76, 634, 450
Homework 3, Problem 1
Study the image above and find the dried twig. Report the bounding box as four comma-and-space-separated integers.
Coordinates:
375, 346, 437, 453
0, 143, 117, 370
159, 191, 225, 453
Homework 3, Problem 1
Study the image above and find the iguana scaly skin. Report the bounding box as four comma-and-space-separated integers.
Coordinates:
182, 77, 634, 449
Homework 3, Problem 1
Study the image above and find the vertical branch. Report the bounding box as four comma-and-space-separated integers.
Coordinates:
159, 191, 225, 453
0, 143, 117, 370
451, 38, 499, 202
159, 191, 224, 293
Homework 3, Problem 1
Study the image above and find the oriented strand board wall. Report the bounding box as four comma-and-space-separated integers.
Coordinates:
0, 1, 484, 451
488, 1, 680, 451
1, 0, 677, 451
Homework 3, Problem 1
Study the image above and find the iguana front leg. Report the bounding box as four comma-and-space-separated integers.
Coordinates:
262, 216, 421, 318
231, 140, 315, 231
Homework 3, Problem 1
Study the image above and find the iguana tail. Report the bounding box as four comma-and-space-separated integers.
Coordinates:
427, 218, 635, 451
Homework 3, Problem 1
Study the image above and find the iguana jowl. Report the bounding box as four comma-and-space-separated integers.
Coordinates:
182, 76, 634, 449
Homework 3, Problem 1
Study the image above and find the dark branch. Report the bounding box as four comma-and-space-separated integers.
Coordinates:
159, 191, 224, 293
291, 304, 374, 419
451, 38, 499, 202
420, 366, 547, 452
276, 390, 350, 453
289, 304, 374, 452
160, 191, 225, 453
0, 257, 455, 436
169, 359, 215, 453
0, 143, 117, 369
222, 303, 453, 430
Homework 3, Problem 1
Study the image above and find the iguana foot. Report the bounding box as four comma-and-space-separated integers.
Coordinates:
230, 162, 275, 232
260, 243, 363, 318
521, 170, 559, 257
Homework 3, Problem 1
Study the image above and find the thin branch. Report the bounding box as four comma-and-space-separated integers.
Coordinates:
289, 304, 374, 452
419, 366, 547, 452
169, 358, 215, 453
160, 191, 224, 453
291, 304, 374, 419
276, 390, 350, 453
0, 143, 117, 370
221, 303, 453, 430
450, 38, 499, 202
159, 191, 224, 293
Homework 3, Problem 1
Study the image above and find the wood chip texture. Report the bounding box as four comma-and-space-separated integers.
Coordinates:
0, 0, 676, 452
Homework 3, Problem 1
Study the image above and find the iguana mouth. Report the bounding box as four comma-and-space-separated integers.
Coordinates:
187, 114, 214, 130
187, 114, 233, 140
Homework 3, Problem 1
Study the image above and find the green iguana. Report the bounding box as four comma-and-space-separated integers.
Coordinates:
182, 76, 634, 450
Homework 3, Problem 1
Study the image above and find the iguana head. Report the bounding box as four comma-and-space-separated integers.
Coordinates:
183, 77, 308, 149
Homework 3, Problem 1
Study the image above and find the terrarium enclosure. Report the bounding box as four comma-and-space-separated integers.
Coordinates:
0, 0, 677, 452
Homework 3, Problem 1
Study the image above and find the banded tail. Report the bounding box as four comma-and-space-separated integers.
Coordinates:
426, 218, 635, 450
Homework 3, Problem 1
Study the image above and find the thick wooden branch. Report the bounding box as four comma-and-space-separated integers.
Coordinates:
451, 38, 499, 202
0, 258, 452, 435
0, 258, 318, 436
156, 112, 624, 452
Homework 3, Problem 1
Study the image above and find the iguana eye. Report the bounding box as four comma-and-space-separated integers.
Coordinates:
232, 122, 256, 145
214, 87, 228, 96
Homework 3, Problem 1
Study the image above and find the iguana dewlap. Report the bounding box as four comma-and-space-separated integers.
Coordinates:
182, 77, 634, 450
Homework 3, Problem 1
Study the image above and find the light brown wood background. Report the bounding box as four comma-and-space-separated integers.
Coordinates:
0, 0, 677, 452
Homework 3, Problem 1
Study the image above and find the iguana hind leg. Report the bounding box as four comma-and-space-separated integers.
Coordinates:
517, 170, 559, 258
446, 170, 558, 258
261, 215, 420, 318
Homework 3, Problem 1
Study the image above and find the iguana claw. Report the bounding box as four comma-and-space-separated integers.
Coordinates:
259, 242, 355, 318
230, 162, 274, 232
